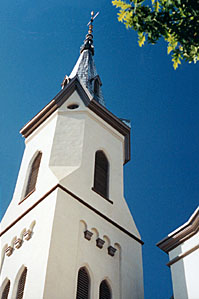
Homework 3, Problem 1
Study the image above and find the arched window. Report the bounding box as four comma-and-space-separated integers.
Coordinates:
94, 151, 109, 198
24, 152, 42, 198
99, 280, 111, 299
1, 280, 10, 299
76, 267, 90, 299
16, 267, 27, 299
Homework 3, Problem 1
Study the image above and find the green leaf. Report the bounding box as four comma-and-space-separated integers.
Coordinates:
138, 33, 146, 47
125, 10, 133, 28
167, 45, 173, 54
172, 53, 182, 69
112, 0, 131, 9
118, 10, 127, 22
155, 1, 160, 12
112, 0, 199, 68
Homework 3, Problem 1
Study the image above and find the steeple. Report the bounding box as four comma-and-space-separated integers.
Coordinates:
0, 13, 144, 299
61, 12, 105, 106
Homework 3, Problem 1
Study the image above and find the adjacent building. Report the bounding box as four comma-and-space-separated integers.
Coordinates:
157, 207, 199, 299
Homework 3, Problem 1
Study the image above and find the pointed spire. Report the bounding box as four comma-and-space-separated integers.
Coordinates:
62, 12, 105, 106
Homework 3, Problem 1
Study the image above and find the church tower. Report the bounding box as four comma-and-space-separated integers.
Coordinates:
0, 14, 144, 299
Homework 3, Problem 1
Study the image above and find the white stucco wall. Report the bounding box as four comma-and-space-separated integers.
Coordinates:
1, 89, 144, 299
0, 191, 57, 299
2, 90, 139, 238
1, 113, 58, 231
52, 91, 140, 237
169, 232, 199, 299
43, 188, 144, 299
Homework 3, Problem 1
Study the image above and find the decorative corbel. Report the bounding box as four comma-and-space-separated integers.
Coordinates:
96, 238, 105, 249
84, 230, 93, 241
5, 246, 13, 257
14, 238, 23, 249
23, 229, 32, 241
108, 246, 117, 257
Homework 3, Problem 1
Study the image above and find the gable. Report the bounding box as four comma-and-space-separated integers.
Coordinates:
20, 76, 130, 164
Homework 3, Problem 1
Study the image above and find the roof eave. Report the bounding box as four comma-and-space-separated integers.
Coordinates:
20, 77, 131, 164
88, 100, 130, 164
156, 207, 199, 254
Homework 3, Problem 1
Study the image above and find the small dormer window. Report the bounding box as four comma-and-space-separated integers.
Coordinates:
94, 79, 100, 97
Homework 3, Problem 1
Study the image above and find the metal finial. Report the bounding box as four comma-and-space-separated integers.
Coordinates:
87, 11, 99, 31
80, 12, 99, 56
87, 11, 99, 25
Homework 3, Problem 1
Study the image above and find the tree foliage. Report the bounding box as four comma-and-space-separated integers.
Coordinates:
112, 0, 199, 69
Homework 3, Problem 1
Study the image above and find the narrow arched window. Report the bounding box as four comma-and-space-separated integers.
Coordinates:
94, 151, 109, 198
99, 280, 111, 299
1, 280, 10, 299
76, 267, 90, 299
16, 267, 27, 299
24, 152, 42, 198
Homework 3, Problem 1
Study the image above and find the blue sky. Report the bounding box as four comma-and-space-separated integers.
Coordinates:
0, 0, 198, 298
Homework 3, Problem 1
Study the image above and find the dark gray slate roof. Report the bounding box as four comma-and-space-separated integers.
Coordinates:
69, 48, 105, 106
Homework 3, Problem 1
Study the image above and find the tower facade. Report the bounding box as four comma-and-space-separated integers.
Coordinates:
0, 21, 144, 299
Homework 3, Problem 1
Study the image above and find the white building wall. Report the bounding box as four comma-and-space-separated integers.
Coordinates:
43, 188, 144, 299
0, 191, 57, 299
54, 92, 140, 237
169, 232, 199, 299
2, 91, 139, 238
1, 113, 58, 231
1, 90, 144, 299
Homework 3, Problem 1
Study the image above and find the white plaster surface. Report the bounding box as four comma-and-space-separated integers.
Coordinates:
169, 231, 199, 299
43, 188, 144, 299
1, 113, 58, 231
1, 89, 144, 298
0, 191, 57, 299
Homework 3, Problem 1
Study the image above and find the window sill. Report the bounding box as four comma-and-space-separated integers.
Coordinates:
18, 188, 36, 205
91, 187, 113, 204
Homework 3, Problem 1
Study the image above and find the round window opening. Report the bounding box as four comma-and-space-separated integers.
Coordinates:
67, 104, 79, 110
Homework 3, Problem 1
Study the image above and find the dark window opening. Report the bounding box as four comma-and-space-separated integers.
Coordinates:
24, 152, 42, 198
1, 280, 10, 299
67, 104, 79, 110
76, 267, 90, 299
16, 267, 27, 299
99, 280, 111, 299
94, 151, 109, 199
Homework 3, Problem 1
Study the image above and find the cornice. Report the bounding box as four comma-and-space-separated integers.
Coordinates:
157, 207, 199, 253
20, 76, 130, 164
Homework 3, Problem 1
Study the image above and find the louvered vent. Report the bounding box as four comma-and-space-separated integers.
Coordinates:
99, 280, 111, 299
24, 152, 42, 197
1, 280, 10, 299
94, 151, 109, 198
16, 267, 27, 299
76, 267, 90, 299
